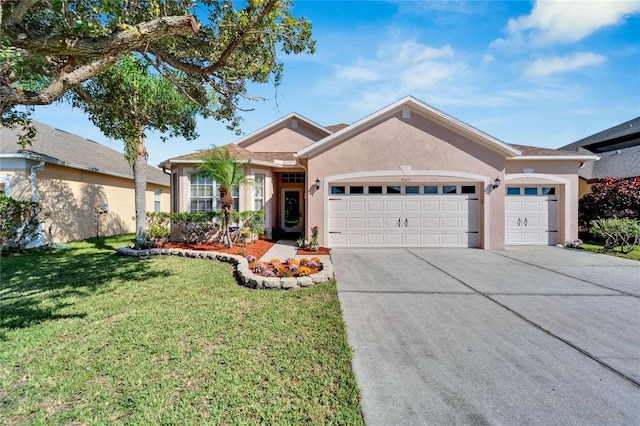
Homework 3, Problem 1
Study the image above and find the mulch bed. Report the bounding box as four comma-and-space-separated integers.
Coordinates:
162, 239, 275, 260
297, 247, 331, 255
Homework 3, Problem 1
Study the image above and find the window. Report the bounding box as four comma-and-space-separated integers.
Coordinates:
154, 190, 161, 212
405, 186, 419, 194
461, 186, 476, 194
368, 186, 383, 194
443, 185, 457, 194
524, 187, 538, 195
424, 185, 438, 194
190, 175, 214, 212
507, 187, 521, 195
254, 173, 265, 210
349, 186, 364, 194
331, 186, 346, 194
281, 173, 304, 183
541, 187, 556, 195
387, 185, 401, 194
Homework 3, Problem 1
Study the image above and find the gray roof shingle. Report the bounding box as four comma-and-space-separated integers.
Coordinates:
1, 121, 169, 186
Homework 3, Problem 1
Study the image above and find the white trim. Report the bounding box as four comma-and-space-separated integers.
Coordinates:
505, 173, 572, 243
298, 96, 521, 158
322, 170, 491, 249
508, 155, 599, 161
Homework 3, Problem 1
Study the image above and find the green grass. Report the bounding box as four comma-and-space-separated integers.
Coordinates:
0, 234, 364, 425
580, 242, 640, 261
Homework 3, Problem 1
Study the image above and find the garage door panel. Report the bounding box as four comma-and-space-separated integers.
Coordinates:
386, 201, 403, 212
367, 201, 384, 212
348, 217, 366, 229
330, 217, 347, 229
329, 189, 481, 248
348, 200, 366, 212
330, 200, 347, 212
506, 191, 558, 246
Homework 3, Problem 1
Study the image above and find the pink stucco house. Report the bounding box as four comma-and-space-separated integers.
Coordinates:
159, 96, 598, 250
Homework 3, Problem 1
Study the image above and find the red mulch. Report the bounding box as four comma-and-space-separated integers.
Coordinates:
297, 246, 331, 255
162, 239, 275, 260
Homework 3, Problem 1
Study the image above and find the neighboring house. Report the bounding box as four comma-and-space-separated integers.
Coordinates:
160, 96, 598, 249
1, 121, 170, 243
560, 116, 640, 197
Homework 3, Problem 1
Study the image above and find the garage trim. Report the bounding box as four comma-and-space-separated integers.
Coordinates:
322, 170, 491, 249
505, 173, 571, 244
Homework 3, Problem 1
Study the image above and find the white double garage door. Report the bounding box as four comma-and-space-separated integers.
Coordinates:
328, 184, 558, 248
328, 184, 480, 248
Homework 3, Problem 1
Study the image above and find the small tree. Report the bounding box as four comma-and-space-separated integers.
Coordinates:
579, 177, 640, 230
70, 55, 211, 248
193, 147, 247, 248
0, 194, 44, 253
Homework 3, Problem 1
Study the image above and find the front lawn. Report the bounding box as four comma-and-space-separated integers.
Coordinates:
0, 235, 363, 425
580, 242, 640, 261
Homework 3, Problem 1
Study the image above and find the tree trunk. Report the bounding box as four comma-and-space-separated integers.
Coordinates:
133, 134, 147, 249
220, 186, 232, 248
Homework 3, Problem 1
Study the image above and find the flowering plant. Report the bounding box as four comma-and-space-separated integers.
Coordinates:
246, 254, 256, 263
311, 226, 318, 242
252, 263, 267, 274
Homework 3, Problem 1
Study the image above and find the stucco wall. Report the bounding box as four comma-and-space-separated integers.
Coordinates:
306, 111, 507, 249
240, 122, 326, 153
8, 163, 171, 243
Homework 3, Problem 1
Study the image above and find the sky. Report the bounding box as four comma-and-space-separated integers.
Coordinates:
30, 0, 640, 168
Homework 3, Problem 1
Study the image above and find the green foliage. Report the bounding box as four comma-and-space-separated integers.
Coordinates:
579, 177, 640, 229
145, 212, 172, 243
193, 147, 248, 247
2, 0, 315, 136
0, 195, 44, 252
591, 217, 640, 254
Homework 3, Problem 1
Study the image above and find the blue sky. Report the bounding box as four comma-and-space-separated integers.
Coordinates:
32, 0, 640, 167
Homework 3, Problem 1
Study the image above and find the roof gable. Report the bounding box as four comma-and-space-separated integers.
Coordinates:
235, 113, 332, 152
0, 121, 169, 186
297, 96, 522, 158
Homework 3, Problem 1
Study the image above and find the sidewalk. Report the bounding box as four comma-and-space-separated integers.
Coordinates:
260, 240, 332, 265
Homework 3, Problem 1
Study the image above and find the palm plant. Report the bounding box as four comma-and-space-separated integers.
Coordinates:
194, 147, 247, 248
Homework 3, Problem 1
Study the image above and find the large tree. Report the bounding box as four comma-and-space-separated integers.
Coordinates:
70, 55, 211, 248
0, 0, 314, 135
194, 147, 247, 248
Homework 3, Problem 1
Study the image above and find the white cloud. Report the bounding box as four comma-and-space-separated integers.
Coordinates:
319, 40, 466, 111
525, 52, 607, 77
494, 0, 640, 47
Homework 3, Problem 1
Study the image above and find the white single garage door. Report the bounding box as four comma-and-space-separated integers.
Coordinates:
328, 184, 480, 248
505, 186, 558, 245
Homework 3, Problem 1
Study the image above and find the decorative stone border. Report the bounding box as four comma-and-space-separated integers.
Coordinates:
115, 247, 334, 290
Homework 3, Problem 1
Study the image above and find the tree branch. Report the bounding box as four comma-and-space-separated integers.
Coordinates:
13, 15, 199, 57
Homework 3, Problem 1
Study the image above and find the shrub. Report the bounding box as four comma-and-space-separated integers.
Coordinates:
0, 195, 45, 252
579, 177, 640, 230
591, 217, 640, 254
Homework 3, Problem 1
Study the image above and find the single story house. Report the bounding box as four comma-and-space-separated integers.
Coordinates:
1, 121, 170, 243
560, 116, 640, 197
160, 96, 598, 249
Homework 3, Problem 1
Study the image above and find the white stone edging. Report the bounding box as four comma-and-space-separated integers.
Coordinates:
115, 247, 334, 290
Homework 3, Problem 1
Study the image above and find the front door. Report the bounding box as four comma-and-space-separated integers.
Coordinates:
281, 189, 302, 233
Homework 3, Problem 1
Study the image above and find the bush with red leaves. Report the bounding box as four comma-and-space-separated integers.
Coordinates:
579, 177, 640, 229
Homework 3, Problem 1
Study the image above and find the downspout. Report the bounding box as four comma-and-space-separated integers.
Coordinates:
28, 161, 46, 248
30, 161, 45, 202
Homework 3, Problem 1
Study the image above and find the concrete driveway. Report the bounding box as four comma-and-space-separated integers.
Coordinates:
332, 247, 640, 425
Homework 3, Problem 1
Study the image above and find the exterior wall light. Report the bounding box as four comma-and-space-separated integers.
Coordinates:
315, 178, 321, 190
492, 177, 501, 189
